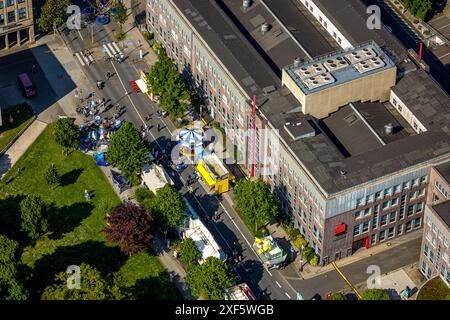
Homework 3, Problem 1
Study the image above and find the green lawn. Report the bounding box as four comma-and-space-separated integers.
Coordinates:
0, 124, 180, 299
0, 103, 35, 152
417, 276, 450, 300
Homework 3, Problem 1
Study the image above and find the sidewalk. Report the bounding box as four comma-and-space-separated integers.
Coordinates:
298, 229, 423, 280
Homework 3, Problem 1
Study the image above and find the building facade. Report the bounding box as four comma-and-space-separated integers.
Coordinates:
419, 164, 450, 284
0, 0, 35, 51
146, 0, 450, 266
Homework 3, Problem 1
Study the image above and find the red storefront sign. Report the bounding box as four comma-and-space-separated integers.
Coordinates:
334, 223, 347, 236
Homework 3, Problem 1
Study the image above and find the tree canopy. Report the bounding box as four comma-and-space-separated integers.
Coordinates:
178, 238, 201, 266
147, 51, 190, 117
148, 184, 186, 232
20, 194, 48, 240
401, 0, 433, 20
44, 163, 61, 187
111, 1, 128, 33
0, 234, 28, 300
233, 179, 279, 232
107, 122, 147, 183
54, 117, 80, 155
42, 263, 113, 300
103, 203, 155, 255
330, 292, 347, 300
362, 288, 390, 300
37, 0, 72, 32
186, 257, 235, 300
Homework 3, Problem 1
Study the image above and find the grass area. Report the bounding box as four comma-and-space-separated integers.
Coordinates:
417, 276, 450, 300
0, 103, 35, 152
0, 124, 180, 299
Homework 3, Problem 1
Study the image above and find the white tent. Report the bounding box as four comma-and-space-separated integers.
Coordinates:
183, 217, 226, 263
141, 164, 173, 193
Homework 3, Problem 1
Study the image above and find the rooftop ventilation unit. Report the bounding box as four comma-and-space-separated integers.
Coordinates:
303, 72, 335, 90
261, 23, 270, 35
284, 120, 316, 140
344, 47, 376, 64
323, 56, 350, 72
294, 62, 325, 79
384, 123, 394, 135
243, 0, 252, 9
354, 56, 385, 74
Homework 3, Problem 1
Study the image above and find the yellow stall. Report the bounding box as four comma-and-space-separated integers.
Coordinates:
196, 153, 230, 194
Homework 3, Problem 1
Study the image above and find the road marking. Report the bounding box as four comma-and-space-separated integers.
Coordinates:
77, 30, 84, 41
103, 44, 113, 58
331, 261, 362, 300
276, 281, 282, 288
112, 41, 121, 54
285, 292, 291, 299
107, 42, 118, 55
75, 52, 86, 66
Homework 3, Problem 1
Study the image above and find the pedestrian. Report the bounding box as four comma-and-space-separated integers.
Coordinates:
142, 131, 146, 138
106, 72, 111, 79
157, 123, 160, 132
31, 65, 37, 74
188, 186, 193, 193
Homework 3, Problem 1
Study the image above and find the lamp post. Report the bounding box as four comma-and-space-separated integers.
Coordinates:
299, 244, 305, 272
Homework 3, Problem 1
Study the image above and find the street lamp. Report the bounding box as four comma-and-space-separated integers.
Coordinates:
299, 244, 305, 272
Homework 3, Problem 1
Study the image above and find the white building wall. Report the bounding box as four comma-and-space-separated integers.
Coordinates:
389, 90, 427, 134
298, 0, 353, 49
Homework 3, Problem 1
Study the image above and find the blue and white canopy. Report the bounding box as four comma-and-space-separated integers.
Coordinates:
179, 126, 203, 146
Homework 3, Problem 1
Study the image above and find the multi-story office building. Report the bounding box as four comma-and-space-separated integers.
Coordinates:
0, 0, 35, 50
146, 0, 450, 265
419, 163, 450, 284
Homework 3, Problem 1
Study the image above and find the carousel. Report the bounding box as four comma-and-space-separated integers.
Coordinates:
178, 123, 204, 161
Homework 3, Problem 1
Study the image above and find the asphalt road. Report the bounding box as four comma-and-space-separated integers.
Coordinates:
59, 19, 297, 301
364, 0, 450, 92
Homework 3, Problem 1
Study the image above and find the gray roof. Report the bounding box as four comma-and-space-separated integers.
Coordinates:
173, 0, 280, 97
171, 0, 450, 196
432, 200, 450, 229
312, 0, 408, 62
392, 69, 450, 131
435, 162, 450, 184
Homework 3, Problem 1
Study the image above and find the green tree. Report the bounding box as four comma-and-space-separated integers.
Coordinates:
111, 1, 128, 34
178, 238, 201, 266
330, 292, 347, 300
108, 122, 147, 184
44, 163, 61, 187
42, 263, 113, 300
362, 288, 390, 300
234, 179, 279, 232
186, 257, 235, 300
0, 234, 28, 300
37, 0, 72, 32
54, 118, 80, 155
20, 194, 48, 240
147, 51, 190, 117
149, 184, 186, 234
402, 0, 433, 20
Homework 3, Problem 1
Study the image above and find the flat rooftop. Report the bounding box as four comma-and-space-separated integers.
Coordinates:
432, 200, 450, 229
284, 41, 396, 95
435, 162, 450, 184
218, 0, 307, 75
312, 0, 408, 62
170, 0, 450, 195
391, 69, 450, 131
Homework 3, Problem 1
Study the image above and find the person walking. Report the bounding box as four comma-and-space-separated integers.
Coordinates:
106, 72, 112, 80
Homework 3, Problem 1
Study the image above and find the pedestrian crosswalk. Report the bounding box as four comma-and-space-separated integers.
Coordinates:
102, 41, 123, 59
74, 51, 95, 67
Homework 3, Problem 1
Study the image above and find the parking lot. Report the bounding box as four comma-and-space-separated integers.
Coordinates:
0, 45, 75, 120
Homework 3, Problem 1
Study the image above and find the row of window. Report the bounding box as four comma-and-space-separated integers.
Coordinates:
0, 0, 25, 9
304, 0, 343, 45
0, 8, 25, 24
369, 218, 421, 244
435, 180, 449, 198
391, 97, 424, 133
356, 176, 427, 207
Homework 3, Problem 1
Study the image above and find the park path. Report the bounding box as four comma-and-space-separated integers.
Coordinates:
0, 119, 47, 179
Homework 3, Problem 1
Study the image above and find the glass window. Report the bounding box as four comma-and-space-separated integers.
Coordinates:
416, 202, 424, 213
407, 205, 414, 216
371, 233, 377, 245
388, 227, 395, 238
7, 10, 14, 23
420, 175, 427, 184
398, 224, 403, 235
0, 1, 3, 9
375, 191, 381, 199
0, 14, 4, 25
362, 221, 370, 233
379, 230, 386, 241
391, 198, 398, 206
353, 224, 361, 236
406, 220, 413, 231
381, 214, 388, 226
389, 211, 397, 223
372, 212, 378, 229
414, 218, 421, 228
18, 7, 26, 20
7, 0, 13, 6
382, 201, 389, 210
394, 184, 401, 193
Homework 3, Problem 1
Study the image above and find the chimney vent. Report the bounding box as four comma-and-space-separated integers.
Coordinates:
384, 123, 394, 135
243, 0, 252, 9
261, 23, 270, 35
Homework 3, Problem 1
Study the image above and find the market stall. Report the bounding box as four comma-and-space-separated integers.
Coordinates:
196, 153, 230, 194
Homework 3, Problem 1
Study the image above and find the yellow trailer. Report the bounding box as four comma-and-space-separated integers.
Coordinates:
196, 153, 230, 194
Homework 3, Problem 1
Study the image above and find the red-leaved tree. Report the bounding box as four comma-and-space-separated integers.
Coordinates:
103, 203, 154, 255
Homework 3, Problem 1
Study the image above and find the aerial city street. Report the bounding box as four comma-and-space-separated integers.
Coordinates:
0, 0, 449, 305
